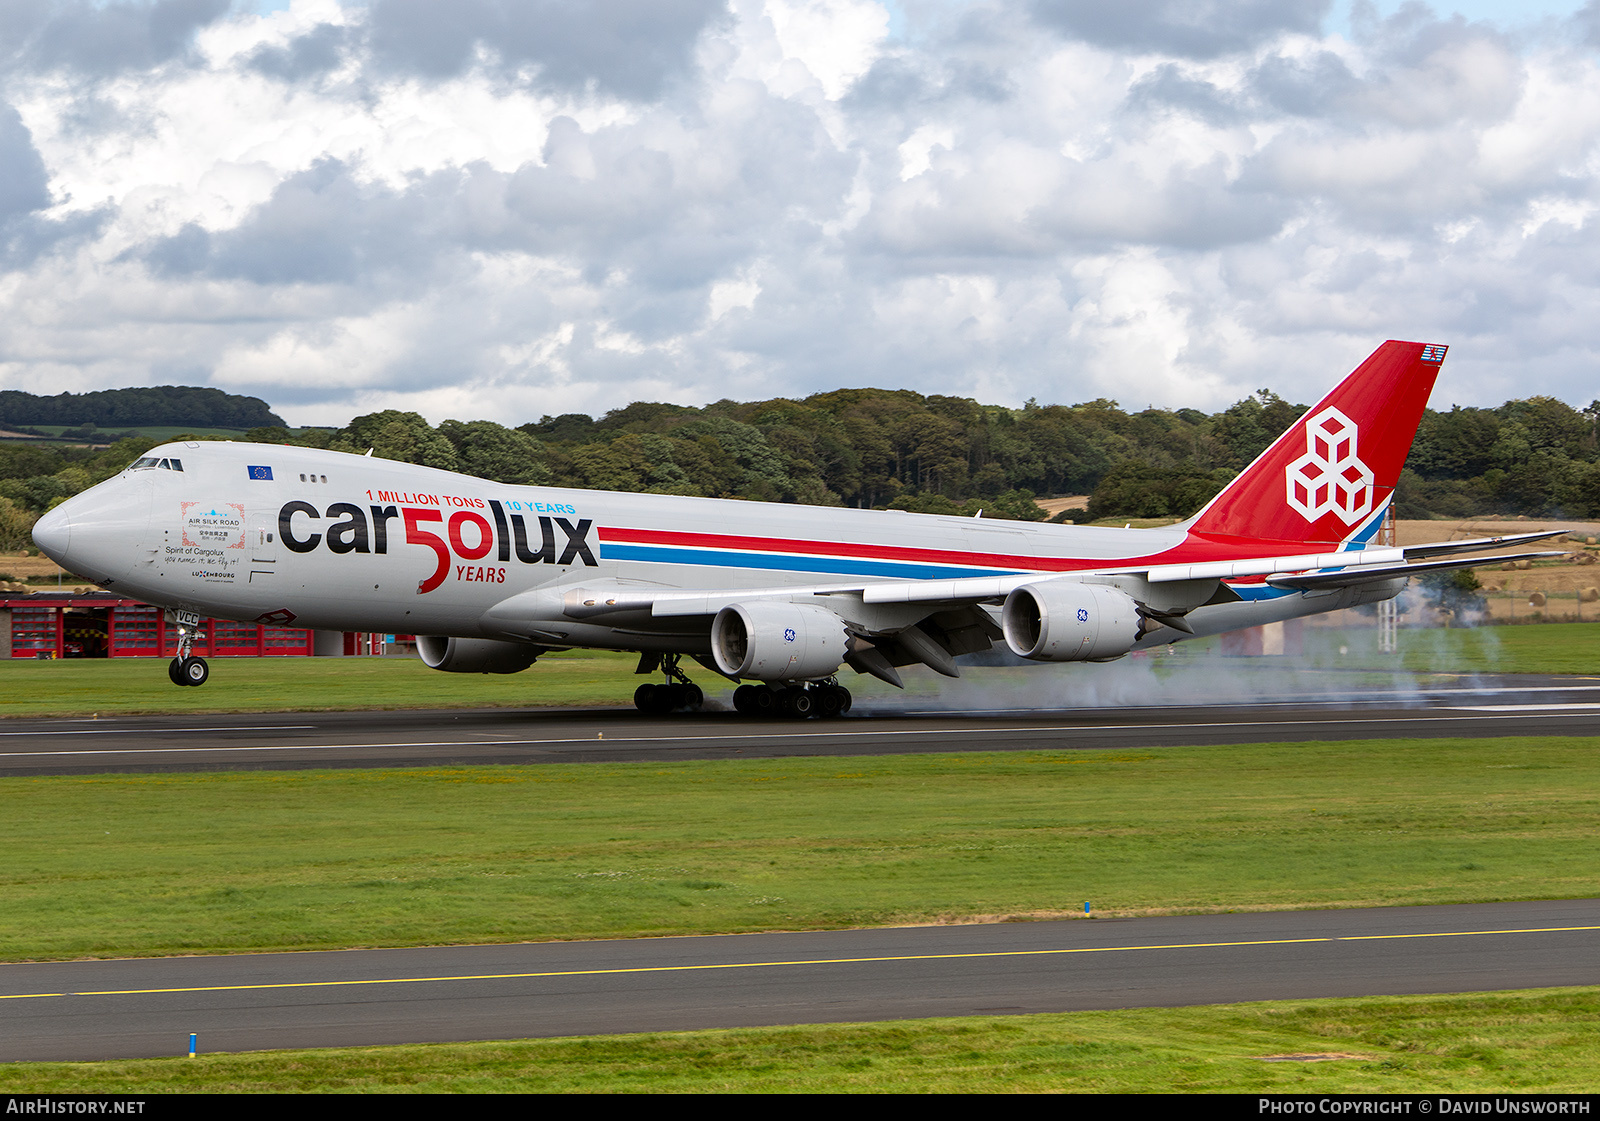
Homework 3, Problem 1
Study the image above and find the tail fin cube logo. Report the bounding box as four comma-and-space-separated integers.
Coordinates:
1285, 407, 1374, 525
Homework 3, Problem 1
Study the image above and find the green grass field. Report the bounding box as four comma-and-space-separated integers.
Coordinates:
2, 621, 1598, 718
1174, 618, 1600, 678
6, 989, 1598, 1093
4, 737, 1597, 960
1310, 619, 1600, 677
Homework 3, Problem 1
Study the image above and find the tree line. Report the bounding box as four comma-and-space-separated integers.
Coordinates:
224, 388, 1600, 522
0, 386, 283, 432
240, 387, 1314, 524
2, 385, 1598, 551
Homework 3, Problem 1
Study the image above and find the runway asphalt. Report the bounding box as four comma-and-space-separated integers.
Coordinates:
3, 899, 1595, 1062
1, 671, 1598, 775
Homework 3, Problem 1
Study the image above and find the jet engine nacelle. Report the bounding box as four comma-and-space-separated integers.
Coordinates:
417, 635, 541, 674
712, 601, 850, 682
1001, 582, 1142, 662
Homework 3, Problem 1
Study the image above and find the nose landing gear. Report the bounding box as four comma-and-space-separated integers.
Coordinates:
167, 617, 209, 687
169, 656, 209, 686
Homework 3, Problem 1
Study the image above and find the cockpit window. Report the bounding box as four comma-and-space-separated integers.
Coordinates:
128, 457, 184, 472
166, 459, 183, 472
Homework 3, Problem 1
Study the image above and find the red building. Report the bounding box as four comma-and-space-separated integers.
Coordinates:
1, 591, 315, 659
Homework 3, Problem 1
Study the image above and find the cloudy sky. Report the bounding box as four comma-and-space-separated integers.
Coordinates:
2, 0, 1600, 426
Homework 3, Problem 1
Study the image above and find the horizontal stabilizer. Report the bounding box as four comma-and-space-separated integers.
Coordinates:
1266, 552, 1562, 590
1400, 530, 1564, 559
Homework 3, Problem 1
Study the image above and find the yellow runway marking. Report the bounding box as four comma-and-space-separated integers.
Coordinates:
3, 924, 1596, 1002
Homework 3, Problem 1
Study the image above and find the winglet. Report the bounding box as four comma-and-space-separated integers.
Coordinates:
1182, 341, 1445, 548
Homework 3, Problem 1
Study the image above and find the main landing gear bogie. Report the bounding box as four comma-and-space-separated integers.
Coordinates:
629, 652, 851, 719
632, 652, 707, 714
732, 682, 851, 719
633, 681, 704, 714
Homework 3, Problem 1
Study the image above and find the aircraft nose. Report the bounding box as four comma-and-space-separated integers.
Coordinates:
29, 476, 152, 586
31, 503, 71, 562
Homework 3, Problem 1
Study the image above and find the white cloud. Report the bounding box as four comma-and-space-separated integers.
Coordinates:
897, 123, 953, 179
766, 0, 890, 99
708, 269, 763, 319
2, 0, 1600, 427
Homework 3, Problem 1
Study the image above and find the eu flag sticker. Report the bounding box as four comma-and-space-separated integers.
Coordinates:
247, 465, 273, 481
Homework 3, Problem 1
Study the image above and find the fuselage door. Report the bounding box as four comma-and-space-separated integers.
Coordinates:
249, 514, 279, 582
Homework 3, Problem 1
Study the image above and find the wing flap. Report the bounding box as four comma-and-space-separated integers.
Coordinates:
1145, 547, 1405, 583
859, 575, 1033, 605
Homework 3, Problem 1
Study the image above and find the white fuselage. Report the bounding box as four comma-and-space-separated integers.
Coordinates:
33, 441, 1392, 662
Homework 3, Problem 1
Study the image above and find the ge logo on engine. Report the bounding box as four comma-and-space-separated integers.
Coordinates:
1077, 608, 1089, 622
783, 628, 796, 642
1285, 406, 1374, 526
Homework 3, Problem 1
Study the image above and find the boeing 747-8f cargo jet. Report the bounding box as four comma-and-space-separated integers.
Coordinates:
31, 341, 1557, 716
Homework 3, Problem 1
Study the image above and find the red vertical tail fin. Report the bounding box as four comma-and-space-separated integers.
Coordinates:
1183, 341, 1445, 548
